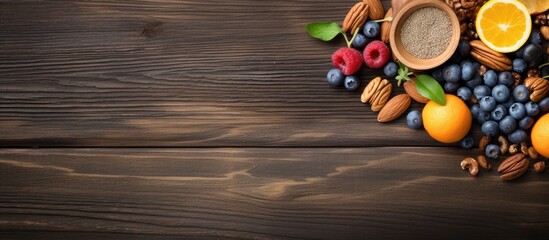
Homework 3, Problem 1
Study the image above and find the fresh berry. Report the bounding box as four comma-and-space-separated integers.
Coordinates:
352, 33, 368, 49
326, 68, 344, 87
474, 85, 491, 99
485, 144, 501, 159
512, 85, 530, 103
460, 135, 474, 149
432, 68, 445, 83
478, 110, 491, 124
525, 101, 540, 116
457, 87, 472, 101
529, 30, 543, 45
444, 82, 460, 93
523, 43, 542, 63
514, 45, 526, 58
465, 73, 482, 89
512, 58, 528, 74
460, 60, 475, 81
491, 84, 510, 103
508, 129, 527, 144
406, 110, 423, 129
540, 97, 549, 113
332, 48, 363, 75
491, 104, 507, 121
443, 64, 461, 83
541, 65, 549, 77
503, 97, 515, 109
383, 62, 398, 78
498, 71, 514, 87
481, 120, 500, 136
509, 102, 527, 120
363, 21, 380, 38
499, 115, 517, 135
479, 96, 496, 112
458, 40, 471, 57
519, 116, 535, 130
483, 70, 498, 87
363, 41, 389, 69
343, 75, 360, 91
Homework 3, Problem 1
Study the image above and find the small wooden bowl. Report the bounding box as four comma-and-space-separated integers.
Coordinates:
389, 0, 460, 70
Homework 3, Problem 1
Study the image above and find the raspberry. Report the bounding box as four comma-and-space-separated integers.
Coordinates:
363, 40, 389, 69
331, 48, 363, 75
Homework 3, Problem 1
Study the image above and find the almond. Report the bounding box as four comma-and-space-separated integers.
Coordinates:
343, 2, 369, 33
498, 153, 529, 181
363, 0, 384, 20
377, 94, 411, 123
403, 80, 429, 103
380, 8, 393, 43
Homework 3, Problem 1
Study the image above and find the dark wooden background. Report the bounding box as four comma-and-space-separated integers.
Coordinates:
1, 0, 548, 239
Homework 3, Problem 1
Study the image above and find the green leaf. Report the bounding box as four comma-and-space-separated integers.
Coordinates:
415, 74, 446, 105
306, 22, 341, 41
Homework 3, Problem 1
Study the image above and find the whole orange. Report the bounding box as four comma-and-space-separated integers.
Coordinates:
422, 94, 472, 143
531, 113, 549, 158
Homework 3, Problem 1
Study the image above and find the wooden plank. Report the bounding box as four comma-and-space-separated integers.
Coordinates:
0, 0, 481, 147
1, 148, 548, 239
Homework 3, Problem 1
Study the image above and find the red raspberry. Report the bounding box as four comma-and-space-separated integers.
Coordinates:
363, 40, 389, 69
331, 48, 363, 75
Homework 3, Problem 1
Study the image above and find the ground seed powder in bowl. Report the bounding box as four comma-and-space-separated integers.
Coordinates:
400, 7, 452, 59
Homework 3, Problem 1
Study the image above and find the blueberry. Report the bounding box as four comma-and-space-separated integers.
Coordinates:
483, 70, 498, 87
499, 116, 517, 135
479, 96, 496, 112
503, 97, 515, 109
529, 30, 543, 45
460, 60, 475, 81
465, 73, 482, 89
443, 64, 461, 83
383, 62, 398, 78
344, 75, 360, 91
498, 71, 514, 87
472, 61, 480, 72
457, 87, 472, 101
540, 97, 549, 113
352, 33, 368, 49
458, 40, 471, 57
406, 110, 423, 129
508, 129, 527, 144
485, 144, 501, 159
432, 67, 445, 83
363, 21, 380, 38
474, 85, 491, 99
519, 116, 535, 130
478, 110, 491, 124
482, 120, 500, 136
541, 65, 549, 77
515, 45, 526, 58
444, 82, 460, 93
512, 58, 528, 74
523, 43, 542, 63
525, 102, 540, 116
512, 85, 530, 103
460, 135, 474, 149
491, 84, 510, 103
509, 102, 527, 120
470, 104, 480, 118
491, 104, 507, 122
326, 68, 344, 86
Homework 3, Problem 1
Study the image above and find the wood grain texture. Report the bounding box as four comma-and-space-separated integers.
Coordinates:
1, 148, 548, 239
0, 0, 483, 147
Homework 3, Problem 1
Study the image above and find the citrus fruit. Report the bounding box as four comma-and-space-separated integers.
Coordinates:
422, 94, 472, 143
475, 0, 532, 53
518, 0, 549, 15
531, 113, 549, 158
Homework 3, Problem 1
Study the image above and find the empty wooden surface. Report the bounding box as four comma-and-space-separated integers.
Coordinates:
0, 0, 548, 239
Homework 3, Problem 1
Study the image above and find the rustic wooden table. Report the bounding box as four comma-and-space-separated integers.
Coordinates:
1, 0, 548, 239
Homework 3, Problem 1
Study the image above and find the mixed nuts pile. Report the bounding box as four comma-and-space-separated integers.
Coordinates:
307, 0, 549, 181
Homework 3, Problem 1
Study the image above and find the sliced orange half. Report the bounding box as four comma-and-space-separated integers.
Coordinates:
518, 0, 549, 15
475, 0, 532, 53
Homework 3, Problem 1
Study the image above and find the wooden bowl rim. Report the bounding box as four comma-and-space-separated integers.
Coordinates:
389, 0, 460, 70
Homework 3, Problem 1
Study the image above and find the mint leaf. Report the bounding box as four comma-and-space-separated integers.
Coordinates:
306, 22, 341, 41
415, 74, 446, 105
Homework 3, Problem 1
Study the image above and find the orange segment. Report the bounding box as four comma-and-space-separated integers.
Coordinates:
475, 0, 532, 53
518, 0, 549, 15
